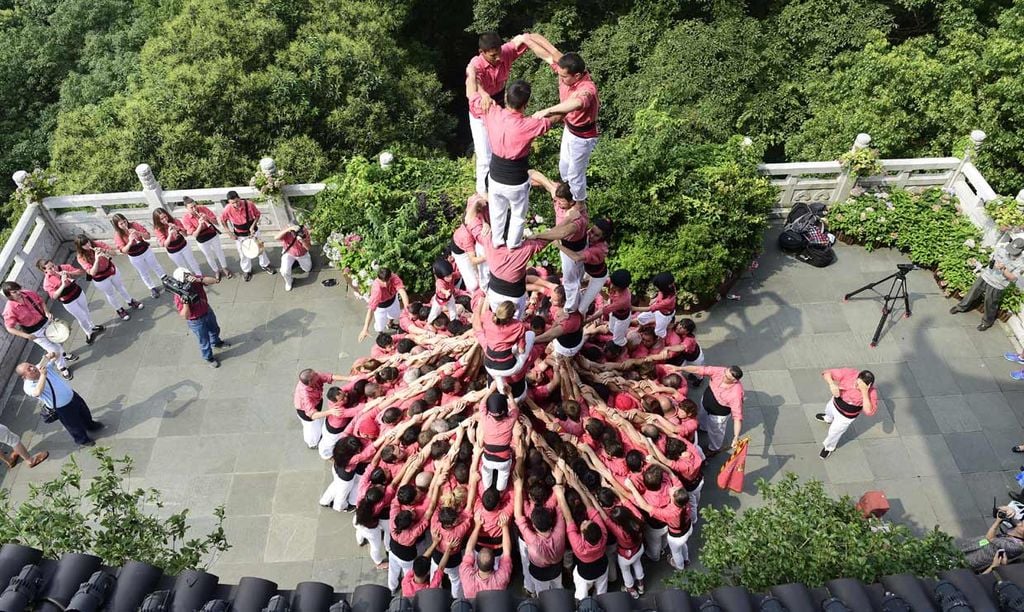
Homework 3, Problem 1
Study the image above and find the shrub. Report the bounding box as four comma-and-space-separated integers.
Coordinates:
827, 187, 1022, 312
671, 474, 964, 594
0, 447, 229, 574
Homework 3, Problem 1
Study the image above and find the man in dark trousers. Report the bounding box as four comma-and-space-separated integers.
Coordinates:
17, 352, 102, 446
951, 237, 1024, 331
170, 267, 229, 368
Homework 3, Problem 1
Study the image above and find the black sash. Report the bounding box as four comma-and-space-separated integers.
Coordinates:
127, 240, 149, 257
483, 441, 511, 462
562, 234, 587, 252
703, 385, 731, 417
450, 240, 465, 256
232, 203, 255, 237
489, 154, 529, 186
17, 296, 47, 333
529, 561, 561, 581
576, 555, 608, 580
556, 313, 584, 349
489, 274, 526, 298
566, 121, 597, 138
484, 346, 515, 370
834, 395, 862, 418
491, 89, 506, 107
679, 344, 701, 362
584, 261, 607, 278
196, 224, 218, 243
432, 547, 461, 569
58, 282, 82, 304
166, 232, 187, 253
389, 537, 418, 562
377, 294, 396, 309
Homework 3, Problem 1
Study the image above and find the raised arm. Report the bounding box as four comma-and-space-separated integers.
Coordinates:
521, 32, 562, 65
528, 169, 559, 198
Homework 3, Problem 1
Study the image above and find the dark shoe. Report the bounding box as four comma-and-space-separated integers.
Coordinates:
1013, 445, 1024, 454
130, 299, 144, 310
978, 321, 994, 331
86, 421, 104, 431
150, 287, 161, 299
80, 439, 96, 447
207, 358, 220, 369
85, 331, 96, 345
243, 272, 253, 282
91, 325, 105, 332
58, 367, 73, 380
223, 269, 235, 279
1010, 490, 1024, 503
950, 306, 965, 315
117, 308, 131, 321
263, 266, 277, 275
63, 352, 79, 362
815, 413, 828, 423
213, 340, 230, 349
819, 448, 831, 460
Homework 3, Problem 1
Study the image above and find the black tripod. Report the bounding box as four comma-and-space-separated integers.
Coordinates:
844, 264, 917, 347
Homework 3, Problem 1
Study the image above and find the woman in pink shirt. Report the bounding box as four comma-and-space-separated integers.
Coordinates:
817, 368, 878, 460
37, 259, 103, 344
474, 300, 534, 386
451, 195, 489, 292
319, 435, 376, 512
180, 197, 230, 278
110, 213, 167, 299
428, 258, 459, 324
74, 234, 141, 321
152, 207, 202, 277
681, 363, 745, 455
633, 271, 677, 339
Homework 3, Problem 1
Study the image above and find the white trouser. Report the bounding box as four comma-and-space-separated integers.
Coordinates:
30, 324, 67, 368
469, 113, 491, 195
486, 289, 527, 321
354, 516, 387, 565
167, 247, 202, 276
298, 413, 322, 448
579, 274, 608, 316
667, 525, 694, 568
609, 313, 630, 347
196, 237, 228, 273
319, 469, 360, 512
234, 237, 270, 274
823, 398, 857, 452
553, 335, 584, 357
636, 310, 673, 338
475, 243, 490, 290
481, 456, 512, 491
60, 293, 94, 334
484, 331, 536, 385
428, 295, 456, 323
699, 407, 731, 452
487, 178, 530, 248
93, 270, 133, 310
452, 252, 480, 293
689, 477, 705, 526
573, 567, 608, 600
559, 250, 585, 312
531, 574, 561, 595
559, 129, 598, 202
128, 249, 166, 290
617, 546, 646, 589
281, 252, 312, 289
373, 300, 401, 333
518, 538, 534, 593
318, 426, 342, 460
431, 559, 464, 598
388, 551, 414, 591
643, 525, 666, 561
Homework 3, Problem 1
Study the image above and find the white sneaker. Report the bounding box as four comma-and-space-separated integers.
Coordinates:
285, 283, 293, 292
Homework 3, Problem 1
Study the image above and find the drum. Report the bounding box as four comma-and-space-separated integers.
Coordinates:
44, 319, 71, 344
239, 237, 264, 259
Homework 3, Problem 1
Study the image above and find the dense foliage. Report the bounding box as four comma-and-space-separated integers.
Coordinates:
827, 187, 1022, 312
0, 447, 229, 574
672, 474, 965, 593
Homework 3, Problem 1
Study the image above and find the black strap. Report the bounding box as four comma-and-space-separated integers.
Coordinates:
43, 378, 57, 409
283, 228, 304, 254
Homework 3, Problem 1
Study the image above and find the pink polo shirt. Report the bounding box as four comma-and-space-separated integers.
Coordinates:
481, 309, 528, 352
648, 291, 677, 315
42, 265, 83, 304
293, 372, 333, 417
696, 366, 745, 421
484, 239, 547, 285
367, 274, 405, 310
516, 509, 566, 566
825, 368, 879, 412
468, 42, 528, 100
554, 203, 588, 244
401, 567, 442, 597
600, 288, 632, 318
468, 94, 551, 160
459, 552, 512, 599
554, 66, 600, 138
566, 509, 607, 562
3, 290, 46, 329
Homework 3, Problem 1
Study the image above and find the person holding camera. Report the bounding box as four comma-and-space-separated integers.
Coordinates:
168, 267, 229, 368
16, 352, 102, 446
951, 237, 1024, 331
275, 224, 312, 292
965, 505, 1024, 573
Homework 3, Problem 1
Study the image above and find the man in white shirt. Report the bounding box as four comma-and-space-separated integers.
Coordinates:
17, 352, 103, 446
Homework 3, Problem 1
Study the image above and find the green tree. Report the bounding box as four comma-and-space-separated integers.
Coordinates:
0, 447, 229, 574
673, 474, 965, 593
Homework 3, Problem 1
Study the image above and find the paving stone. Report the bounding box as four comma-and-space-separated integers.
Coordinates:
759, 405, 817, 446
158, 398, 208, 437
907, 359, 961, 397
945, 432, 1002, 473
217, 515, 271, 565
964, 392, 1021, 431
744, 370, 800, 407
860, 438, 917, 480
901, 435, 961, 477
264, 513, 319, 563
821, 440, 874, 484
227, 473, 279, 516
887, 397, 943, 437
926, 395, 980, 434
874, 477, 941, 534
273, 471, 330, 515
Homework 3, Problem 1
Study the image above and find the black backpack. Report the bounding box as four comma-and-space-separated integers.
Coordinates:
796, 245, 836, 268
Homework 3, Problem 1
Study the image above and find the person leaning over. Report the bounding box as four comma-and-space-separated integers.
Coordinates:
816, 368, 878, 460
951, 237, 1024, 331
170, 267, 229, 368
17, 352, 103, 446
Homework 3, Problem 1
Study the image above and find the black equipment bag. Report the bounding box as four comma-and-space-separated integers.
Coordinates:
796, 245, 836, 268
778, 229, 807, 252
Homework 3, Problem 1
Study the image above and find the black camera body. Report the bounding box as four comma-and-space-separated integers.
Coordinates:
161, 275, 200, 304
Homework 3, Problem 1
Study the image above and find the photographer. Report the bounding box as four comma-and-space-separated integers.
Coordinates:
167, 267, 229, 368
951, 237, 1024, 331
964, 504, 1024, 573
275, 224, 312, 292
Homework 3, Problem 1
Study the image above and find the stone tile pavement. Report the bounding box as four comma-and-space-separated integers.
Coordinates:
1, 231, 1023, 592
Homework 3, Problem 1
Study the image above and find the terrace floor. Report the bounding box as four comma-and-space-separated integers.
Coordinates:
1, 228, 1023, 591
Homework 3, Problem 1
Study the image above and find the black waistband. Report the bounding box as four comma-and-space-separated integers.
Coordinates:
489, 154, 530, 185
127, 241, 149, 257
58, 283, 83, 304
566, 121, 597, 137
484, 347, 515, 371
509, 377, 526, 398
389, 537, 418, 561
295, 409, 313, 422
377, 294, 396, 309
483, 442, 511, 462
562, 234, 587, 252
167, 236, 187, 253
611, 309, 630, 320
584, 262, 607, 277
834, 395, 862, 418
680, 345, 701, 362
432, 547, 461, 569
232, 220, 254, 237
197, 227, 218, 243
489, 275, 526, 298
703, 385, 731, 416
20, 318, 47, 334
450, 240, 465, 255
490, 89, 506, 107
557, 328, 584, 350
683, 474, 703, 492
529, 561, 562, 580
325, 419, 345, 434
576, 555, 608, 579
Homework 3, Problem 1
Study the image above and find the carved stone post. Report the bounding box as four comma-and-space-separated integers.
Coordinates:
11, 170, 63, 243
260, 157, 292, 227
944, 130, 986, 192
832, 133, 872, 205
135, 163, 167, 211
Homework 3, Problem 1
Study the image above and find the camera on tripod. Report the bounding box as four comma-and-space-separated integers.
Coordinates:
161, 274, 200, 304
897, 263, 919, 272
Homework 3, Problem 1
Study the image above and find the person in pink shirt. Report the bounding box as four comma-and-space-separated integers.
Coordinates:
73, 234, 141, 321
584, 269, 631, 346
522, 35, 600, 202
320, 435, 376, 512
428, 258, 459, 324
530, 169, 589, 312
458, 517, 513, 600
479, 390, 519, 491
465, 32, 529, 195
468, 80, 552, 248
680, 364, 745, 455
633, 271, 677, 338
817, 369, 878, 459
358, 267, 410, 342
401, 545, 451, 598
37, 259, 103, 344
536, 286, 585, 357
220, 190, 274, 281
451, 195, 489, 292
512, 455, 566, 596
110, 213, 167, 299
274, 224, 312, 292
152, 207, 202, 277
180, 197, 231, 278
293, 368, 347, 449
562, 218, 612, 315
2, 282, 76, 377
474, 300, 534, 388
555, 472, 609, 600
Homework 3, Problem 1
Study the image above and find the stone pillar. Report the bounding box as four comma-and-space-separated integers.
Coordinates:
135, 163, 166, 211
11, 170, 63, 242
944, 130, 986, 191
12, 171, 27, 189
260, 157, 292, 226
832, 133, 872, 205
379, 151, 394, 169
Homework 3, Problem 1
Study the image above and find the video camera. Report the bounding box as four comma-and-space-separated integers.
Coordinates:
161, 274, 200, 304
897, 264, 919, 272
